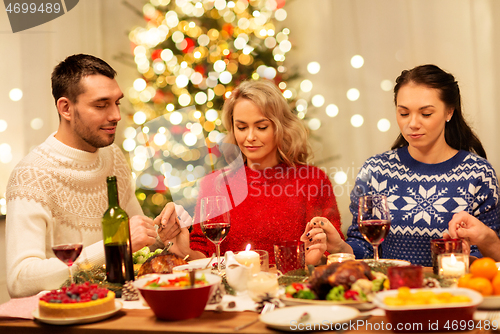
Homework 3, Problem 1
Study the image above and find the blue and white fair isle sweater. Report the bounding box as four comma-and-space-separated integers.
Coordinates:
346, 147, 500, 266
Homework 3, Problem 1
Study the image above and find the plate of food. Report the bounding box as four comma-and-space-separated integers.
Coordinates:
361, 259, 411, 266
34, 282, 123, 325
260, 305, 360, 332
280, 260, 386, 311
173, 256, 221, 273
33, 282, 122, 325
280, 294, 374, 311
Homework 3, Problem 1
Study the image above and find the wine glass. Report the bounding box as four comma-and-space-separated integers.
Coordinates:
358, 194, 391, 261
51, 217, 83, 284
200, 196, 231, 274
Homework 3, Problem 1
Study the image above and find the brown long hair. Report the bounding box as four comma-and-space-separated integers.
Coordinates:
222, 79, 311, 166
391, 64, 486, 159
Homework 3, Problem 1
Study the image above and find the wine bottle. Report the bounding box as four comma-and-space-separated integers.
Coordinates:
102, 176, 134, 283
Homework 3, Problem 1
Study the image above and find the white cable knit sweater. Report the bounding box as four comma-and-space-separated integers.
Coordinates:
6, 133, 143, 297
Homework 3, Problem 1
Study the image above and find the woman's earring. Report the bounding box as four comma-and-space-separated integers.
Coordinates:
446, 119, 450, 123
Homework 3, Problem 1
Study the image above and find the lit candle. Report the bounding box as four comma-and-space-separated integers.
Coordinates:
440, 254, 466, 277
235, 244, 260, 275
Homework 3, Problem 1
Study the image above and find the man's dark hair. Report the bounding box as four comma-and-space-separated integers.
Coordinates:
51, 54, 116, 104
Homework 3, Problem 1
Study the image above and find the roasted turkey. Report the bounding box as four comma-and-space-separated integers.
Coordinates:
137, 251, 188, 277
309, 260, 375, 299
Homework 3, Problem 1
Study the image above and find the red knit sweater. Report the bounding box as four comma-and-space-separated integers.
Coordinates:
190, 163, 342, 263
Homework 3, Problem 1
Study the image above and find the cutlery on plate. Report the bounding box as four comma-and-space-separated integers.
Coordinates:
297, 312, 310, 323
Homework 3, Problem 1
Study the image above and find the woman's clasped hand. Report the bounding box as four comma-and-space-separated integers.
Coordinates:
301, 217, 353, 265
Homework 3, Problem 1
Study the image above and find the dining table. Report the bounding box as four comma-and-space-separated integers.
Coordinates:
1, 306, 499, 334
1, 266, 499, 334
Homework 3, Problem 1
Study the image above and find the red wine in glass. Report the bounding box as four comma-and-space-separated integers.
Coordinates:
358, 220, 391, 245
202, 222, 230, 243
200, 196, 231, 275
52, 244, 83, 266
358, 195, 391, 261
52, 218, 83, 284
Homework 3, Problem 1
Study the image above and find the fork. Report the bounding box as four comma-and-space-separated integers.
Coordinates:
234, 303, 276, 331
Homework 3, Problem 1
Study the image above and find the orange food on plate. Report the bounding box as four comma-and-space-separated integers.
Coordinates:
469, 257, 498, 280
492, 271, 500, 295
467, 277, 493, 296
383, 287, 472, 306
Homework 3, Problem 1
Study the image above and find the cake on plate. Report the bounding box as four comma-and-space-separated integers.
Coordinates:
39, 282, 115, 318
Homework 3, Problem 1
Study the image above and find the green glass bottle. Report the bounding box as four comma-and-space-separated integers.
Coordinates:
102, 176, 134, 283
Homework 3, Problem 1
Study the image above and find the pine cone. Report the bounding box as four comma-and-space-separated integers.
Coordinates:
255, 294, 279, 312
208, 283, 224, 304
122, 280, 139, 301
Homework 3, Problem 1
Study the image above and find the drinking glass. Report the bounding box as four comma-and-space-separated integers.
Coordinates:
358, 194, 391, 261
200, 196, 231, 274
51, 217, 83, 284
273, 240, 305, 275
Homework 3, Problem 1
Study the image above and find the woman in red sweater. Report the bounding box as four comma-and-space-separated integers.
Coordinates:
168, 79, 344, 265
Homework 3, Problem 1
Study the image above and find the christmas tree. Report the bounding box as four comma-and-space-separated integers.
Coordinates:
123, 0, 298, 217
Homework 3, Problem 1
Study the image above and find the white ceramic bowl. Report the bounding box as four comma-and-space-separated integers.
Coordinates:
479, 295, 500, 309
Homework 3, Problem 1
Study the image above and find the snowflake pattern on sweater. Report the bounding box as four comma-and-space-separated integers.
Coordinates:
346, 147, 500, 266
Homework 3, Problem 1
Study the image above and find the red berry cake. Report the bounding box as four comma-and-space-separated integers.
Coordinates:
39, 282, 115, 318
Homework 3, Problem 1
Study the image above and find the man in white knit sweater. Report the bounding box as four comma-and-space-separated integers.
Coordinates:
5, 54, 181, 298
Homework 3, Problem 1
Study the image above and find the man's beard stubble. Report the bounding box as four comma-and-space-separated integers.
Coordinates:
73, 107, 115, 149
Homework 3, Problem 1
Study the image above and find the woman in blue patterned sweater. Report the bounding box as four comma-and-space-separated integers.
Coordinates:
304, 64, 500, 266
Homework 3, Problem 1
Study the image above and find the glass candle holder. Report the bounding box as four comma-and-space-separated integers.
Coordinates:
254, 250, 269, 272
387, 265, 423, 289
438, 253, 469, 278
430, 238, 463, 275
246, 272, 279, 301
327, 253, 355, 265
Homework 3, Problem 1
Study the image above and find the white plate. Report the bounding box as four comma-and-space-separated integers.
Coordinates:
189, 257, 220, 267
361, 259, 411, 266
280, 295, 374, 311
173, 257, 221, 273
479, 295, 500, 309
32, 300, 122, 325
259, 305, 359, 332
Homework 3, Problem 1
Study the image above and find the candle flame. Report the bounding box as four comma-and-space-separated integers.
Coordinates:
245, 244, 251, 252
450, 253, 457, 264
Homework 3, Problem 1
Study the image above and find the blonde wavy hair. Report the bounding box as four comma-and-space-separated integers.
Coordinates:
222, 79, 311, 166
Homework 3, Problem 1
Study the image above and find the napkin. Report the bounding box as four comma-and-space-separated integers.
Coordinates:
0, 294, 40, 320
120, 299, 150, 310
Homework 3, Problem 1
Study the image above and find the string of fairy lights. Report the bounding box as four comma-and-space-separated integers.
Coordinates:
0, 0, 396, 217
122, 0, 299, 212
120, 0, 393, 214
